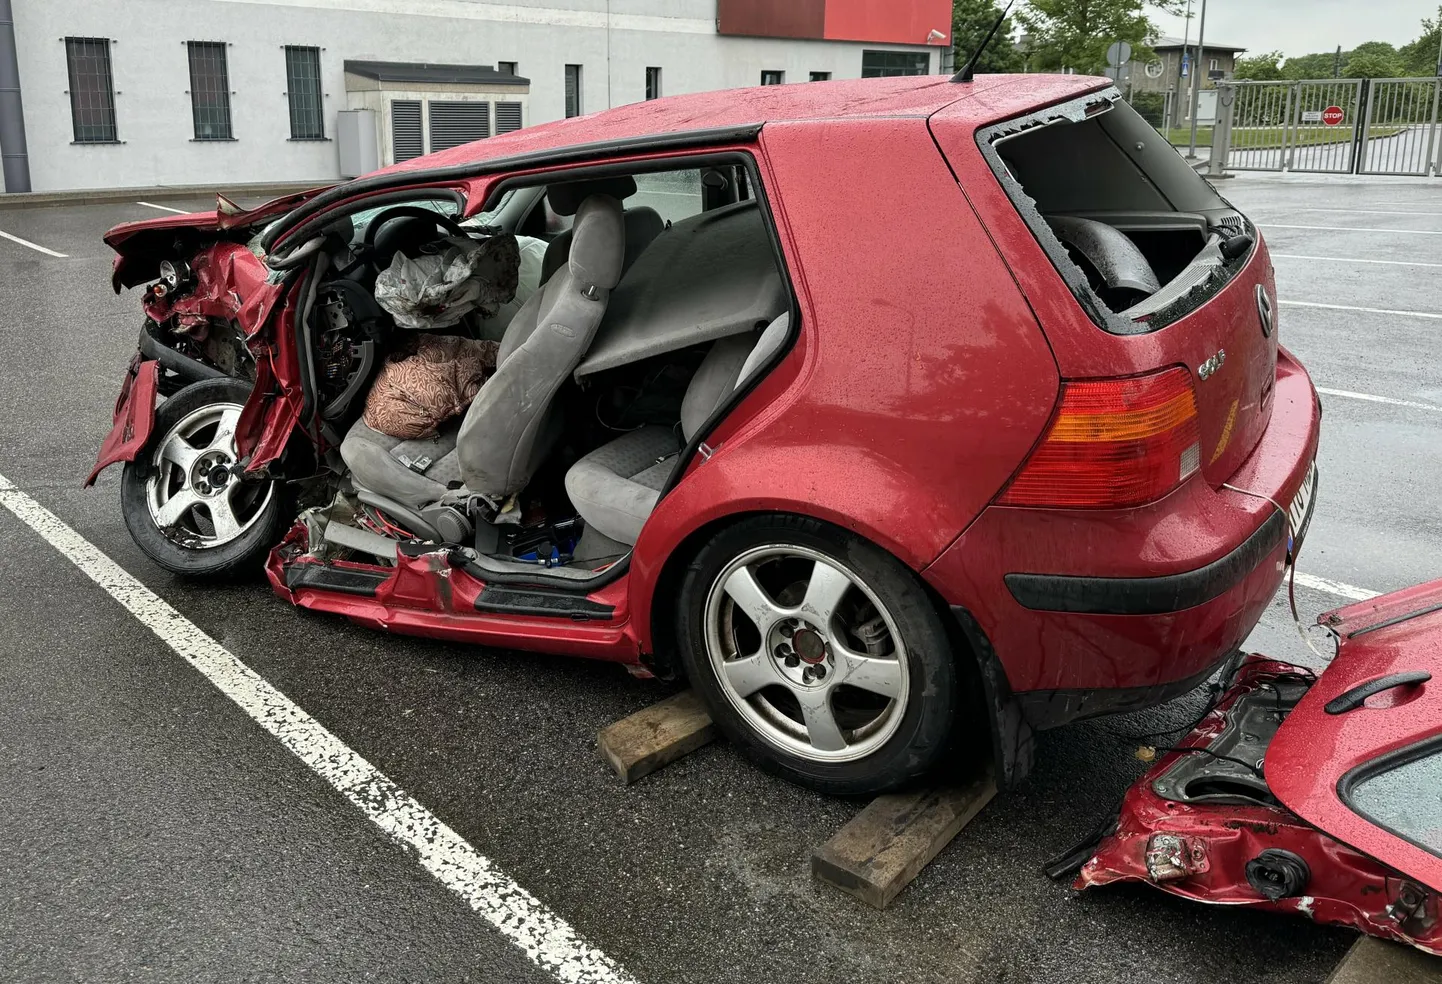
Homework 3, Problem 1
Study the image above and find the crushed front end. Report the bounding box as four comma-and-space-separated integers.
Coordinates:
1074, 654, 1440, 955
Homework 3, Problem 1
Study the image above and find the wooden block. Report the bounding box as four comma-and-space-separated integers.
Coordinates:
812, 772, 997, 909
598, 689, 717, 784
1327, 937, 1442, 984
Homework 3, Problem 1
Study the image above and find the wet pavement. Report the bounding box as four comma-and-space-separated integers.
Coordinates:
1, 175, 1439, 984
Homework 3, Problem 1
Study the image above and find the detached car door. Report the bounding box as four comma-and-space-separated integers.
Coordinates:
1267, 580, 1442, 896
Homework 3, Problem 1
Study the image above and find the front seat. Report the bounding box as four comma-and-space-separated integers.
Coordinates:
342, 193, 625, 510
540, 176, 665, 286
565, 312, 790, 547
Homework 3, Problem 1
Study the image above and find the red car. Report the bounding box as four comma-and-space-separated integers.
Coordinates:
88, 73, 1319, 796
1072, 580, 1441, 955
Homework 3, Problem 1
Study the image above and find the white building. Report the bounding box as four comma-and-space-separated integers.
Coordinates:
0, 0, 954, 193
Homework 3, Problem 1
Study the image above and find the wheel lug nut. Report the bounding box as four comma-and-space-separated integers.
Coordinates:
774, 644, 791, 659
813, 665, 826, 680
785, 655, 800, 668
779, 623, 794, 638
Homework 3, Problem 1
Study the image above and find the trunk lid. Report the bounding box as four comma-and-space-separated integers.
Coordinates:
1267, 581, 1442, 892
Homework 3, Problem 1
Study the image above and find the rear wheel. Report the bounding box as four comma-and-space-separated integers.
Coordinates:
120, 377, 287, 579
677, 515, 959, 796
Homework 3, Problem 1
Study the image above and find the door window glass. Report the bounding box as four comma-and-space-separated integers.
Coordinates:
1346, 741, 1442, 858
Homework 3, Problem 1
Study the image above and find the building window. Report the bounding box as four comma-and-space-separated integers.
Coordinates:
565, 64, 582, 117
495, 101, 523, 133
429, 100, 490, 151
284, 45, 325, 139
64, 37, 117, 143
1209, 57, 1219, 72
809, 71, 831, 82
861, 51, 930, 78
760, 70, 784, 85
390, 99, 422, 162
187, 41, 233, 140
497, 61, 517, 76
645, 67, 662, 101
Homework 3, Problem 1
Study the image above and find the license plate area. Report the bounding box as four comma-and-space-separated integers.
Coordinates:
1288, 461, 1318, 560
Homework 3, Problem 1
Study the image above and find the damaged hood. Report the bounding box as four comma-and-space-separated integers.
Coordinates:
1267, 580, 1442, 892
103, 188, 329, 291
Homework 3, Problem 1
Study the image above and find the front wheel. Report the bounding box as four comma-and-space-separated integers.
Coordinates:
677, 515, 959, 796
120, 377, 287, 579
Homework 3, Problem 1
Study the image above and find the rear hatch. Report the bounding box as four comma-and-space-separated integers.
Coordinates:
1266, 582, 1442, 893
931, 85, 1279, 487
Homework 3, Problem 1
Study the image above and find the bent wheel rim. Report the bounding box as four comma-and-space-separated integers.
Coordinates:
703, 543, 911, 765
145, 402, 272, 550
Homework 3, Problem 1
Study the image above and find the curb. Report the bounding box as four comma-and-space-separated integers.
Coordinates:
0, 182, 333, 211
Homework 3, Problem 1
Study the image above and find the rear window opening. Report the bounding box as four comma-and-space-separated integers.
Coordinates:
980, 90, 1253, 334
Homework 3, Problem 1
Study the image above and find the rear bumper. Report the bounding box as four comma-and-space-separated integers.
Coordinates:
923, 348, 1321, 721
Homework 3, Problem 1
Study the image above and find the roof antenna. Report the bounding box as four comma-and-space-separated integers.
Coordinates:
952, 0, 1018, 83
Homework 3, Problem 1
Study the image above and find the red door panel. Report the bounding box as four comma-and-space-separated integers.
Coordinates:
1267, 580, 1442, 892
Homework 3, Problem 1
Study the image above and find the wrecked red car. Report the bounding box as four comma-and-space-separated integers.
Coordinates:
1072, 580, 1441, 954
87, 73, 1318, 795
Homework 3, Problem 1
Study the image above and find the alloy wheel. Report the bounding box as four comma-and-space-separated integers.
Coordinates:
144, 402, 273, 549
703, 544, 911, 764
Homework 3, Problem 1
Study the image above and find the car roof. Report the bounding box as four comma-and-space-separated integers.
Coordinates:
380, 74, 1110, 177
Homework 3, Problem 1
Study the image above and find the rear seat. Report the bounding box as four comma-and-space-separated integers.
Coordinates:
565, 313, 789, 546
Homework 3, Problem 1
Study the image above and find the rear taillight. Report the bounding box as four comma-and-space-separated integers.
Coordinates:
998, 367, 1201, 509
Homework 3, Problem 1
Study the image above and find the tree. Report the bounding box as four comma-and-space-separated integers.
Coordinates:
1343, 49, 1403, 79
1281, 51, 1342, 80
1399, 6, 1442, 76
952, 0, 1025, 73
1018, 0, 1182, 76
1234, 50, 1285, 81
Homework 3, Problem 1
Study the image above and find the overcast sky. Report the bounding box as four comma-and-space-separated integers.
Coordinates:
1149, 0, 1436, 58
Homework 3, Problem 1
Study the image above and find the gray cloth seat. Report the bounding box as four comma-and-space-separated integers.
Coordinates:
541, 207, 665, 287
565, 313, 789, 545
344, 193, 626, 508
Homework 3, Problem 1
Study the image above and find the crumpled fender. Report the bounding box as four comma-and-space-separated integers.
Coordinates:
85, 357, 160, 487
1076, 655, 1442, 956
141, 241, 269, 333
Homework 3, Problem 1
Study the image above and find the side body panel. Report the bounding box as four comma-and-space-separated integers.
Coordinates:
1268, 582, 1442, 893
626, 117, 1059, 650
85, 358, 160, 486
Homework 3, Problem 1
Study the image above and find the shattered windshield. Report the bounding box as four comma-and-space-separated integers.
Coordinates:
1347, 742, 1442, 858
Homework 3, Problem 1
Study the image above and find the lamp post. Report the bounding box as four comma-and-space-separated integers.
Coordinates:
1187, 0, 1209, 158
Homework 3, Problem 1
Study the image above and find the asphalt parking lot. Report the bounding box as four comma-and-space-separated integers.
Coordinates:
1, 174, 1439, 984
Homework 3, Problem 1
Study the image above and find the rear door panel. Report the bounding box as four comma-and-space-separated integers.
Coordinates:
1267, 581, 1442, 892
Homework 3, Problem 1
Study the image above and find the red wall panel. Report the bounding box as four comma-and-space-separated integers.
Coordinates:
823, 0, 952, 45
718, 0, 951, 46
717, 0, 826, 39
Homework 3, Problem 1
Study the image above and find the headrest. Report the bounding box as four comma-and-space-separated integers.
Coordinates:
547, 176, 636, 216
568, 195, 625, 291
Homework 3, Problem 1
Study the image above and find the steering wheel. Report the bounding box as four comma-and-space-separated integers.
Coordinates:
362, 205, 470, 250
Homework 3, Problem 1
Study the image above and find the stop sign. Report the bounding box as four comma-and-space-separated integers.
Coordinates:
1321, 105, 1345, 126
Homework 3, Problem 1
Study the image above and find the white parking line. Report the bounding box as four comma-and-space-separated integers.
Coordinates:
0, 229, 68, 258
0, 472, 635, 984
136, 201, 191, 214
1254, 207, 1442, 217
1271, 253, 1442, 269
1291, 572, 1380, 602
1279, 300, 1442, 320
1316, 387, 1442, 414
1265, 224, 1442, 236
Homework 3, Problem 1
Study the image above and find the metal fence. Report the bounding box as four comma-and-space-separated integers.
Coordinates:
1211, 78, 1442, 177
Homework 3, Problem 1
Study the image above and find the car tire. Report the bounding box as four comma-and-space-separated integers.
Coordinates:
677, 514, 958, 796
120, 377, 288, 580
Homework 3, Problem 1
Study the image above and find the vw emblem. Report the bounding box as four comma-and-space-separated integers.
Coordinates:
1256, 285, 1274, 339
